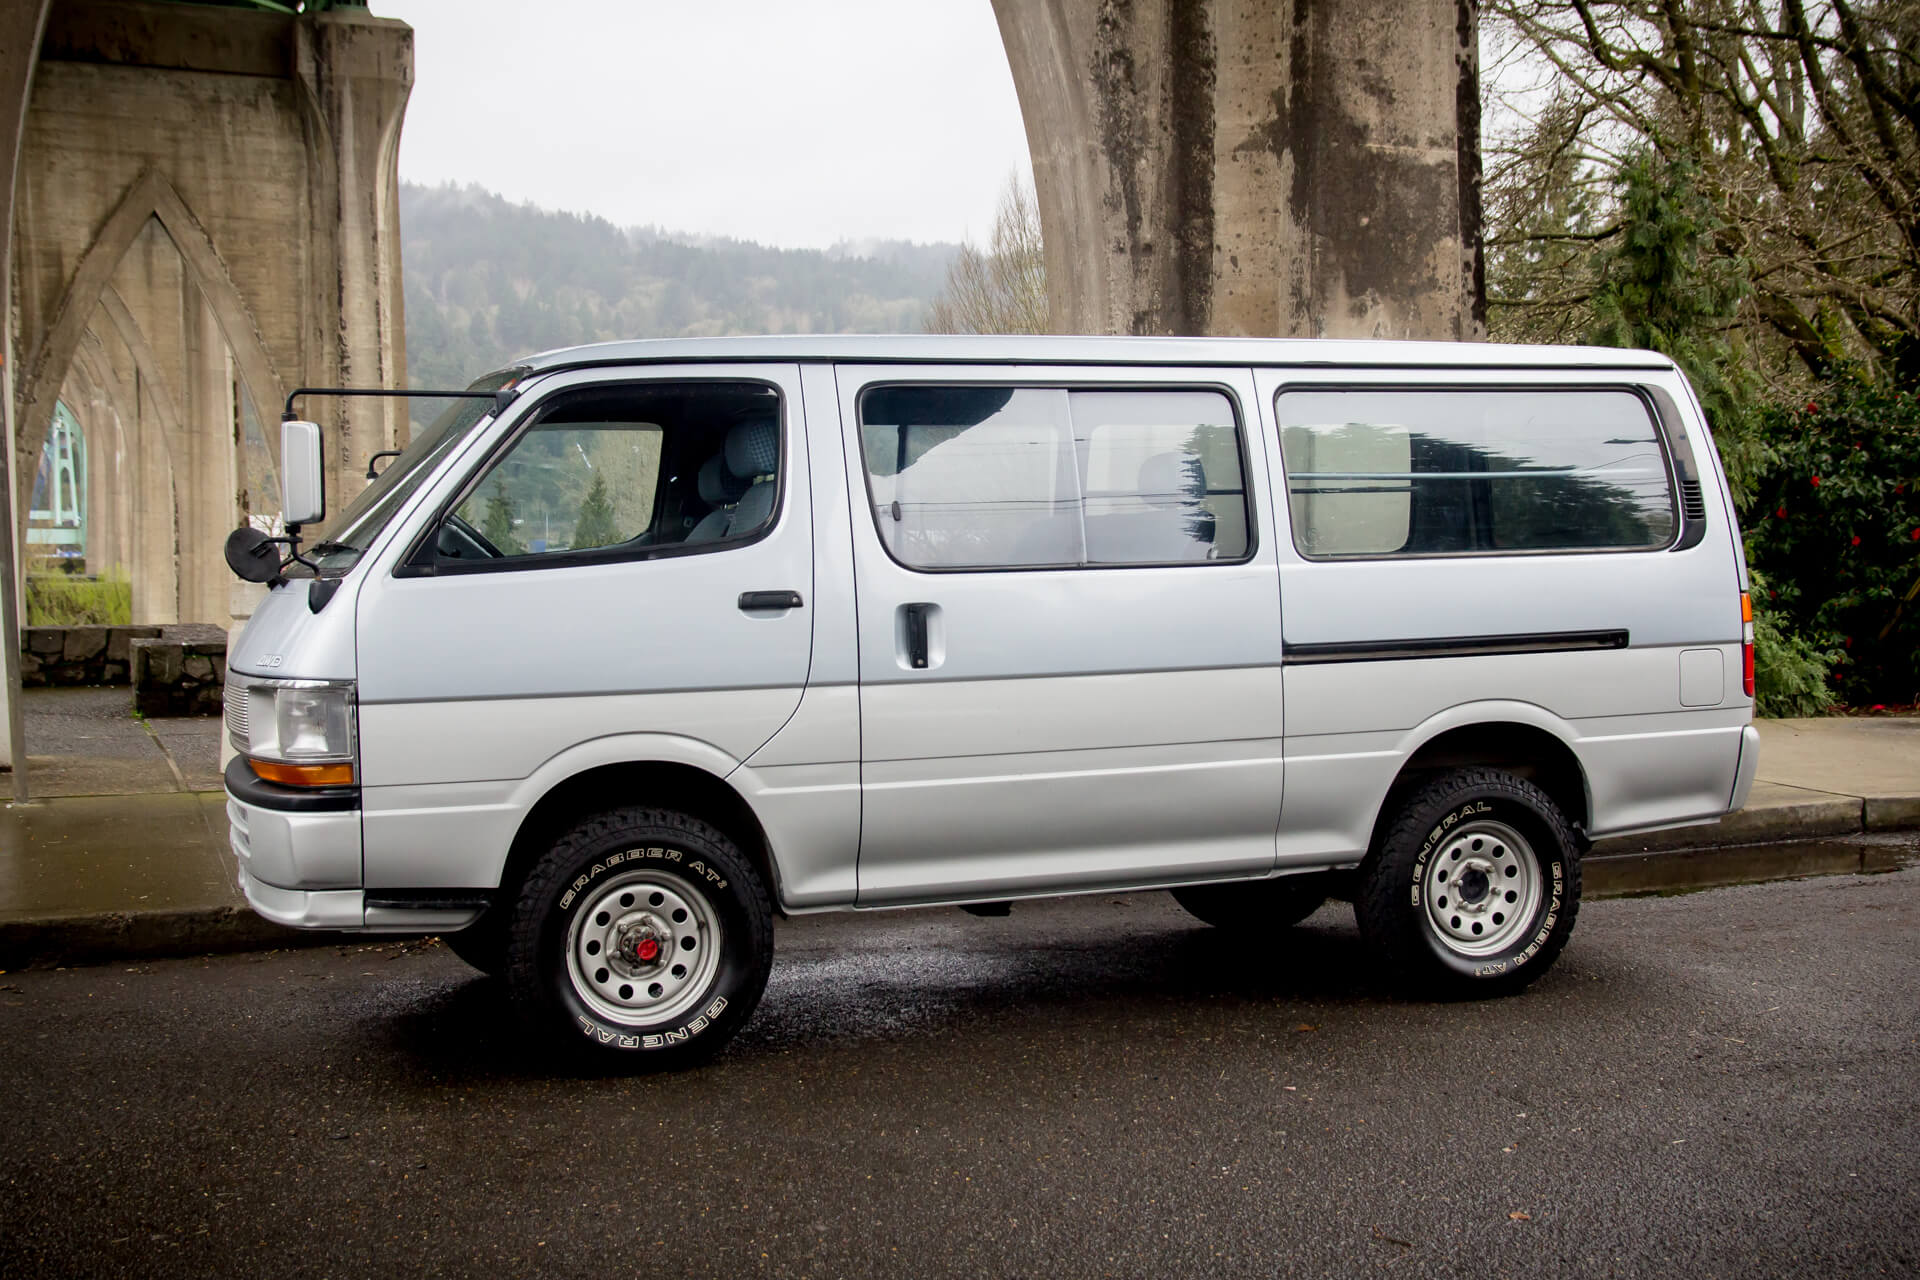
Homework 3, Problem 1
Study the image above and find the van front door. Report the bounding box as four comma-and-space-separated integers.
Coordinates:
837, 365, 1285, 904
353, 365, 814, 893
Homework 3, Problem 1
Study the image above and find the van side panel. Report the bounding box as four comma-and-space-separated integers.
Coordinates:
839, 364, 1288, 904
1256, 367, 1749, 860
734, 363, 864, 909
354, 364, 817, 892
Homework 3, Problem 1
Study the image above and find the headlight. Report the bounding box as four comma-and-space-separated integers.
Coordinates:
228, 677, 356, 786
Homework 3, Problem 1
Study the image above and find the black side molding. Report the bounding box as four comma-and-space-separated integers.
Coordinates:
363, 890, 495, 912
223, 755, 360, 813
1283, 629, 1630, 666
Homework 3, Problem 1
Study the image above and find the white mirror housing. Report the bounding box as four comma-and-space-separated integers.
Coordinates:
280, 420, 325, 525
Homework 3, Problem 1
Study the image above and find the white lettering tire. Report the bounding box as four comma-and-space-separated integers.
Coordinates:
1356, 768, 1581, 996
505, 807, 773, 1067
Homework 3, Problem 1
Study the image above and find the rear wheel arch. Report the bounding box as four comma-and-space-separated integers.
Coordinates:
1371, 721, 1591, 854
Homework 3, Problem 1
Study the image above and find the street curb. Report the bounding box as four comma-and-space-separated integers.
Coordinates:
1584, 834, 1914, 898
2, 827, 1913, 970
0, 905, 341, 971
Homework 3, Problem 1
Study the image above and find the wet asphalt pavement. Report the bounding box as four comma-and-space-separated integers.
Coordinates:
2, 870, 1917, 1279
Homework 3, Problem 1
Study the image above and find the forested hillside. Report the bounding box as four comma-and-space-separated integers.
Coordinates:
400, 182, 957, 390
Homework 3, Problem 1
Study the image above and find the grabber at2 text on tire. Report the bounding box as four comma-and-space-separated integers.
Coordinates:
504, 806, 774, 1067
1356, 767, 1582, 997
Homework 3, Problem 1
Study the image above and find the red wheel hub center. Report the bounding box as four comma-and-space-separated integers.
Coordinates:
634, 938, 661, 963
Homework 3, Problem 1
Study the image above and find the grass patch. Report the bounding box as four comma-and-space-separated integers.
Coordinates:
26, 568, 131, 625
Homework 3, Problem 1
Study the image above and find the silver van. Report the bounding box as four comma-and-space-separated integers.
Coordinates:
222, 336, 1759, 1064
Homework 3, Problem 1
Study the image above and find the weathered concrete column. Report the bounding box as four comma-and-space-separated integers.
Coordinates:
0, 0, 51, 784
294, 8, 412, 506
992, 0, 1484, 340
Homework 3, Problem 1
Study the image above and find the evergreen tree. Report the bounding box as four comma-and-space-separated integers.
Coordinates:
481, 480, 523, 555
571, 470, 620, 549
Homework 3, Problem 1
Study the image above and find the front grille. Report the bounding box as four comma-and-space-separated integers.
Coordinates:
224, 681, 249, 748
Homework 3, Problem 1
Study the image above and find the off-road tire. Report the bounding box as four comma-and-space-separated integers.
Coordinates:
1356, 768, 1581, 997
1172, 875, 1330, 932
504, 807, 773, 1068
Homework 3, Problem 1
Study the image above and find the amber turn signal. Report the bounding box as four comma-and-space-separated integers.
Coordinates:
248, 758, 355, 787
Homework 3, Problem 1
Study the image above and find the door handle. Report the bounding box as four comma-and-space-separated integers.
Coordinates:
903, 602, 932, 668
738, 590, 804, 612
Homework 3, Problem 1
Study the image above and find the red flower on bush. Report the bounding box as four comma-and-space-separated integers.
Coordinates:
1852, 535, 1861, 546
1777, 506, 1788, 518
1811, 476, 1821, 486
1806, 401, 1818, 412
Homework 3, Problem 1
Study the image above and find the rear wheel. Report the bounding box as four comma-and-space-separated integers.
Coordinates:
1356, 768, 1580, 997
505, 807, 772, 1067
1172, 875, 1330, 933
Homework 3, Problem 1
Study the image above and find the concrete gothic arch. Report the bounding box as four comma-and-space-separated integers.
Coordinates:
14, 168, 285, 500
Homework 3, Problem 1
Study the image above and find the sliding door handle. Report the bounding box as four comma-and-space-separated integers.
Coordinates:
738, 590, 804, 612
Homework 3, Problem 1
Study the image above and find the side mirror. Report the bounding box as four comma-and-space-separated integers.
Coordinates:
281, 420, 325, 525
224, 526, 283, 584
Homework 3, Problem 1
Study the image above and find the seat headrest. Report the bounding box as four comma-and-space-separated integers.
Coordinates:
698, 454, 748, 507
725, 419, 779, 480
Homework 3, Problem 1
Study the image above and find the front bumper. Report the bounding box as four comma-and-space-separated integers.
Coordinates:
225, 755, 364, 929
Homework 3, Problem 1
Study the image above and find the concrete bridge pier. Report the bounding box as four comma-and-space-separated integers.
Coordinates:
0, 0, 412, 782
993, 0, 1484, 340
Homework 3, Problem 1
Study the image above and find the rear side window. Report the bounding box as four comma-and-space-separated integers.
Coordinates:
1275, 388, 1676, 558
858, 386, 1250, 570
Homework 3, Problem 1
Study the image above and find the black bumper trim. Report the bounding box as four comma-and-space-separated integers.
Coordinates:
223, 755, 360, 813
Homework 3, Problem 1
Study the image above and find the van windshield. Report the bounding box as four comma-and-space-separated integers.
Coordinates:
308, 371, 523, 576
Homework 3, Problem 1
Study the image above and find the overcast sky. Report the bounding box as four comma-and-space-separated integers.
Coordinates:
375, 0, 1034, 250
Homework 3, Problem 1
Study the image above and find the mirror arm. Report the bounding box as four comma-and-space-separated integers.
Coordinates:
278, 522, 319, 575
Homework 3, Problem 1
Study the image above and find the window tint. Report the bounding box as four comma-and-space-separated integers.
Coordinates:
858, 386, 1249, 570
439, 381, 779, 566
1276, 389, 1675, 557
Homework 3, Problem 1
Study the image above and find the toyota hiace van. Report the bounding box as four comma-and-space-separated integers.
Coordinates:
223, 336, 1759, 1064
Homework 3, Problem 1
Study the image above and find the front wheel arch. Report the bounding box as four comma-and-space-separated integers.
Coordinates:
494, 761, 781, 929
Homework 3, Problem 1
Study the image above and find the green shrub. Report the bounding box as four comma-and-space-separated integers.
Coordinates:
1749, 572, 1839, 717
24, 567, 132, 626
1739, 380, 1920, 708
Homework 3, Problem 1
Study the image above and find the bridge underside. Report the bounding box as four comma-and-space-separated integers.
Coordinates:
994, 0, 1484, 340
10, 0, 410, 629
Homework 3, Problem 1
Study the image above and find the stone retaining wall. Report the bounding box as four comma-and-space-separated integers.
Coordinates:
20, 625, 162, 686
130, 625, 227, 717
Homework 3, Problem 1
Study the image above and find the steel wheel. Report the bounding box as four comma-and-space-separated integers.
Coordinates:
1421, 819, 1542, 957
564, 868, 723, 1028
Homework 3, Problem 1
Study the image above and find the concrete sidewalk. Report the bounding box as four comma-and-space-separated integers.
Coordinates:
1, 691, 1915, 968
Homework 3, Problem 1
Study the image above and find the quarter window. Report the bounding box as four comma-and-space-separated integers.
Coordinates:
858, 386, 1249, 570
1275, 388, 1676, 558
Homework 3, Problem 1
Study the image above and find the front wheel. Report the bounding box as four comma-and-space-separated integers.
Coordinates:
505, 807, 773, 1067
1356, 768, 1581, 997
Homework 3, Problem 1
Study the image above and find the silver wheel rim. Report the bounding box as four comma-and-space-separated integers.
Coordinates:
565, 868, 722, 1027
1422, 819, 1542, 957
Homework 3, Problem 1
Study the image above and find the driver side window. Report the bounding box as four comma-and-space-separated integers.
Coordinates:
451, 424, 662, 557
434, 380, 782, 568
